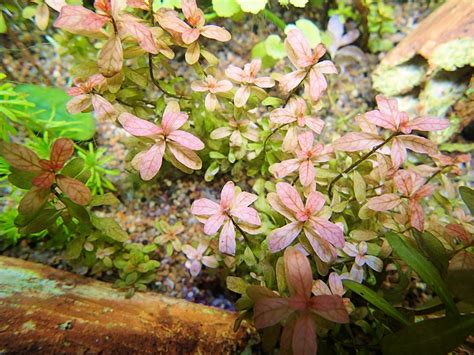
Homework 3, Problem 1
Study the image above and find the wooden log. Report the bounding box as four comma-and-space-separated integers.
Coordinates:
0, 256, 257, 354
381, 0, 474, 68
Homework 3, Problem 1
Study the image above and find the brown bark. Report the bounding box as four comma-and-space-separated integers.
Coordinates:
0, 256, 257, 354
381, 0, 474, 68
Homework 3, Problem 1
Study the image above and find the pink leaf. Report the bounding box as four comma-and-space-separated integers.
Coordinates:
285, 29, 313, 68
407, 116, 450, 132
298, 131, 314, 152
234, 85, 251, 108
374, 95, 400, 129
292, 314, 317, 355
270, 159, 300, 179
219, 219, 236, 255
305, 116, 325, 134
333, 132, 384, 152
279, 70, 306, 93
161, 112, 188, 133
191, 198, 220, 216
204, 213, 226, 235
268, 222, 302, 253
367, 193, 402, 211
231, 207, 261, 226
299, 160, 315, 187
310, 295, 349, 323
98, 33, 123, 77
304, 228, 336, 263
167, 142, 202, 170
305, 191, 325, 214
276, 182, 304, 215
310, 218, 345, 248
390, 137, 407, 169
284, 247, 312, 298
91, 94, 116, 121
201, 25, 231, 42
409, 199, 424, 231
182, 28, 200, 44
167, 130, 205, 150
315, 60, 338, 74
267, 192, 297, 221
398, 135, 437, 155
118, 14, 158, 54
220, 181, 235, 209
394, 169, 413, 196
118, 112, 162, 136
66, 94, 91, 114
54, 6, 110, 35
308, 67, 327, 101
234, 192, 258, 208
138, 142, 165, 180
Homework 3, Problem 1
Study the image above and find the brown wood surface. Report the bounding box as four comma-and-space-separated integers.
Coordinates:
381, 0, 474, 67
0, 256, 257, 354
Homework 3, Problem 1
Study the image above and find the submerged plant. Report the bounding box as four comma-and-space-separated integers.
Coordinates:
1, 0, 473, 353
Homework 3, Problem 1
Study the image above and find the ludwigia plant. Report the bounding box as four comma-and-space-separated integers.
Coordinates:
1, 0, 473, 353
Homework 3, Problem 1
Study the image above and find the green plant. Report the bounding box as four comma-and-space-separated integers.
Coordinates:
77, 143, 119, 195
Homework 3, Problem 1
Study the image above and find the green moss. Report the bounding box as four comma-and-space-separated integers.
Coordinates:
372, 60, 427, 96
430, 38, 474, 71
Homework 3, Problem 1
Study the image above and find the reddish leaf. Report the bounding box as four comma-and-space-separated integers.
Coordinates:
367, 194, 402, 211
50, 138, 74, 170
54, 6, 110, 35
91, 94, 116, 121
284, 247, 312, 299
56, 175, 91, 205
0, 141, 43, 172
32, 171, 55, 189
118, 14, 158, 54
98, 33, 123, 77
310, 295, 349, 323
292, 314, 317, 355
333, 132, 384, 152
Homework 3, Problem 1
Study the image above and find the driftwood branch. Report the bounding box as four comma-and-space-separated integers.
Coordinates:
0, 256, 257, 354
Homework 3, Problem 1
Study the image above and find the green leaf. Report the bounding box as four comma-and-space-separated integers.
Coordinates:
414, 231, 448, 277
19, 208, 60, 234
66, 235, 85, 259
343, 279, 411, 326
459, 186, 474, 215
0, 12, 7, 34
386, 232, 458, 316
264, 35, 286, 60
381, 314, 474, 355
226, 276, 248, 294
212, 0, 241, 17
236, 0, 267, 14
8, 168, 36, 189
243, 246, 257, 266
352, 171, 366, 202
91, 215, 128, 242
15, 84, 96, 141
90, 193, 121, 207
61, 158, 85, 178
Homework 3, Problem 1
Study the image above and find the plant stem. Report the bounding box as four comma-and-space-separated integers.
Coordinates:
147, 6, 190, 101
328, 132, 399, 197
230, 216, 251, 246
262, 10, 286, 31
262, 66, 313, 155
